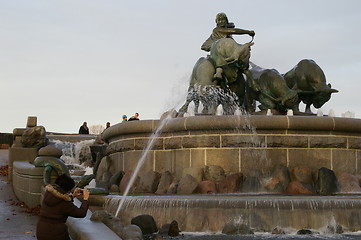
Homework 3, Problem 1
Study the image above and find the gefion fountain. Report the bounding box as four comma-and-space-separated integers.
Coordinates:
98, 13, 361, 238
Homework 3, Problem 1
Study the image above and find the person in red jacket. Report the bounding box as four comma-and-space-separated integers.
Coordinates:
36, 174, 89, 240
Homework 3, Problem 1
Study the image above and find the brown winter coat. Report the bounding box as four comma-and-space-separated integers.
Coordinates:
36, 185, 89, 240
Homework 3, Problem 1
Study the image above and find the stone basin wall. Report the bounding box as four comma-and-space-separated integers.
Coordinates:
102, 115, 361, 178
104, 195, 361, 232
10, 131, 96, 207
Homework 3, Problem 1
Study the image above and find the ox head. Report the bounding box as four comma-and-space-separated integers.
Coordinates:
236, 42, 254, 71
313, 84, 338, 108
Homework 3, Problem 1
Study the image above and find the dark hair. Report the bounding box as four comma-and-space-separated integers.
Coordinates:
55, 174, 75, 192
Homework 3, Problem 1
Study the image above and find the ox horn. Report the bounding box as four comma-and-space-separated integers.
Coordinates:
327, 83, 338, 93
317, 88, 339, 93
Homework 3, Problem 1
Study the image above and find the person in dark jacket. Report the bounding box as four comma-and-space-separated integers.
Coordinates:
78, 122, 89, 134
36, 174, 89, 240
128, 113, 139, 121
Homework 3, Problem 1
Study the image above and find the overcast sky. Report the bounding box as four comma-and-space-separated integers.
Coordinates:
1, 0, 360, 133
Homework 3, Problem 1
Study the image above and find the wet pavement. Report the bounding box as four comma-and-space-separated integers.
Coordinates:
0, 149, 38, 239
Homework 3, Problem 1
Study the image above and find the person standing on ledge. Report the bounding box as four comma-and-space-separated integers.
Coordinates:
78, 122, 89, 134
122, 115, 128, 122
106, 122, 110, 129
36, 174, 89, 240
201, 12, 255, 52
128, 113, 140, 121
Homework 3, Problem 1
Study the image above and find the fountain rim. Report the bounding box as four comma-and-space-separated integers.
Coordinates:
102, 115, 361, 142
102, 194, 361, 212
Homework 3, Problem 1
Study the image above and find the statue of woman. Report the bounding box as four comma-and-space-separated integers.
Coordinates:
201, 12, 255, 52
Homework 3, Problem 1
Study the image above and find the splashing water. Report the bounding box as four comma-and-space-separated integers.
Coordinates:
105, 195, 361, 237
183, 84, 241, 115
52, 139, 94, 166
342, 111, 355, 118
115, 114, 172, 216
216, 104, 224, 115
187, 101, 196, 116
317, 109, 323, 116
198, 101, 204, 114
234, 107, 243, 116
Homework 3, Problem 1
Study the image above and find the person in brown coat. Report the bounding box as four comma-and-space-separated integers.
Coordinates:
36, 174, 90, 240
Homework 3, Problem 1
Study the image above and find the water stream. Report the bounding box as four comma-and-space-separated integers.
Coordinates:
115, 115, 172, 216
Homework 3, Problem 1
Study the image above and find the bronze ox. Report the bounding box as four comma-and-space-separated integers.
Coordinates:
247, 63, 299, 113
283, 59, 338, 113
179, 38, 253, 114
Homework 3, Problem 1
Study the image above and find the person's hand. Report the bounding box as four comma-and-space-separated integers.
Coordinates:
249, 30, 255, 37
72, 187, 83, 198
82, 188, 90, 200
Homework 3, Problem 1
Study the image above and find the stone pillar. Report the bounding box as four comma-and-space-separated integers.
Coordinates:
26, 116, 37, 128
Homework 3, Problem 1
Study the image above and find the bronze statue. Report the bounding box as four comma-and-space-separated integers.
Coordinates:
180, 38, 253, 114
180, 13, 256, 114
180, 13, 337, 116
246, 63, 299, 113
34, 156, 70, 185
201, 12, 255, 52
283, 59, 338, 113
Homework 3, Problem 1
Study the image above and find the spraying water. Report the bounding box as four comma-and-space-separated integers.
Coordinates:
181, 84, 240, 115
53, 139, 94, 165
216, 104, 224, 115
115, 115, 172, 216
187, 101, 196, 116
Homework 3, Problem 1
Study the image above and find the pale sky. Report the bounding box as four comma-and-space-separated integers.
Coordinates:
1, 0, 360, 133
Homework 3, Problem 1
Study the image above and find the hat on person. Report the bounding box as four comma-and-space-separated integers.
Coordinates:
122, 115, 127, 118
55, 174, 75, 192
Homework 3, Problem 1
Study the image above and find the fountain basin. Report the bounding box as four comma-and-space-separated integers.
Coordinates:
102, 115, 361, 178
101, 115, 361, 233
104, 194, 361, 232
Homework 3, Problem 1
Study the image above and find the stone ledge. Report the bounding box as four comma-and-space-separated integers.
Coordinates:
13, 128, 26, 136
12, 161, 57, 207
67, 199, 121, 240
103, 116, 361, 146
47, 134, 97, 143
13, 161, 44, 176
